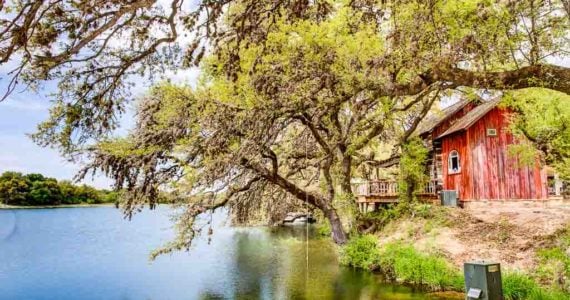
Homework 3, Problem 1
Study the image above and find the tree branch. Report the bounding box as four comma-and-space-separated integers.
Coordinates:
391, 64, 570, 96
241, 158, 326, 209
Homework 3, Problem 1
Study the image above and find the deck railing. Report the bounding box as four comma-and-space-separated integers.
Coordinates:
354, 179, 439, 197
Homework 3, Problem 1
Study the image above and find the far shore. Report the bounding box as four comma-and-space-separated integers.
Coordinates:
0, 203, 116, 210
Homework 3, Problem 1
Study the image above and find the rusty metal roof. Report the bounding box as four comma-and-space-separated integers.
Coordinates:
436, 99, 501, 139
417, 99, 471, 136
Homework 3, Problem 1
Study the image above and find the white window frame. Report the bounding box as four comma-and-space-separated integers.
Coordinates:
448, 150, 461, 174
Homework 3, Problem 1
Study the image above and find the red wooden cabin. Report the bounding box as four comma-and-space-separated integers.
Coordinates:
355, 98, 563, 210
420, 99, 548, 203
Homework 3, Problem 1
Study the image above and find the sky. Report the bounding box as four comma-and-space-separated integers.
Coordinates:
0, 68, 199, 189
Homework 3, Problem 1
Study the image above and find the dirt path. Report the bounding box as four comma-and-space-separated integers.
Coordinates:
442, 203, 570, 270
379, 202, 570, 271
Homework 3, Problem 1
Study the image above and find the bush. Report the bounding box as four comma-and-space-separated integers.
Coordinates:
340, 234, 381, 270
379, 242, 463, 291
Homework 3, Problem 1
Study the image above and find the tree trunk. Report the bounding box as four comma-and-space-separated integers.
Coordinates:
340, 156, 353, 196
325, 207, 348, 244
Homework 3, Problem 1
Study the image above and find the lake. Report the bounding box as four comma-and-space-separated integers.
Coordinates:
0, 206, 446, 299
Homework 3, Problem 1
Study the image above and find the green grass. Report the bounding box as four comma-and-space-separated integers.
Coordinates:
503, 272, 570, 300
503, 272, 540, 300
341, 238, 570, 298
357, 203, 452, 236
535, 226, 570, 293
527, 288, 570, 300
341, 238, 463, 291
345, 210, 570, 299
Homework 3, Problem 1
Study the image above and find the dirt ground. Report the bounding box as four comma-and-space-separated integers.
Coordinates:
379, 201, 570, 271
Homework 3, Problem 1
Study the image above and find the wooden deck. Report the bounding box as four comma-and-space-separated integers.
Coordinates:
353, 180, 439, 211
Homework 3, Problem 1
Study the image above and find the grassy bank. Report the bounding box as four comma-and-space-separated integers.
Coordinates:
339, 203, 570, 300
340, 236, 463, 291
340, 236, 569, 299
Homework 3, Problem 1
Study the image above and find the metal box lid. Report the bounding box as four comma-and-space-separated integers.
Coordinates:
464, 260, 500, 266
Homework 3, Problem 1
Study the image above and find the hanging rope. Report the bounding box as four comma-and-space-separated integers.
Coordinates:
208, 194, 214, 245
304, 127, 310, 290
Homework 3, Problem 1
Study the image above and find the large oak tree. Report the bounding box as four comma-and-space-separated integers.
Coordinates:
1, 0, 569, 247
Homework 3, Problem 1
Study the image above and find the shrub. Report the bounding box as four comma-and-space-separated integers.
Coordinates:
379, 242, 463, 291
340, 234, 381, 270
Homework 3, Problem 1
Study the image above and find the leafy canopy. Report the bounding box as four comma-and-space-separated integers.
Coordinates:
0, 0, 566, 154
505, 89, 570, 179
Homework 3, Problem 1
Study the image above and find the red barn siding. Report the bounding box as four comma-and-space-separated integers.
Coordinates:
440, 108, 547, 201
441, 132, 470, 200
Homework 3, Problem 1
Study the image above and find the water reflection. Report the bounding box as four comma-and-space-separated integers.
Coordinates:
199, 225, 433, 299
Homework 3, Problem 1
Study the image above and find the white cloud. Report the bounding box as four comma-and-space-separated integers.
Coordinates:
548, 55, 570, 68
163, 67, 201, 86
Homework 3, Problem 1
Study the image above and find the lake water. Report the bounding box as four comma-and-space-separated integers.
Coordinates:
0, 206, 444, 299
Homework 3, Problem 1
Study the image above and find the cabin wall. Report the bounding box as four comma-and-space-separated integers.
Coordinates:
427, 103, 477, 187
441, 108, 548, 201
441, 132, 471, 200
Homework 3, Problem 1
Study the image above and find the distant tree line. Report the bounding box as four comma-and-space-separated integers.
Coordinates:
0, 171, 119, 206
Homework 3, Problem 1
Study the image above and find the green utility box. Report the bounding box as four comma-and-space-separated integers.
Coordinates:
464, 261, 503, 300
440, 190, 458, 207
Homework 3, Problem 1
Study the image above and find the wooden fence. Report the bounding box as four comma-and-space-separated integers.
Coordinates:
353, 179, 439, 199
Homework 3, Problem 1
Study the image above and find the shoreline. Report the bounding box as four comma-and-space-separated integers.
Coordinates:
0, 203, 116, 210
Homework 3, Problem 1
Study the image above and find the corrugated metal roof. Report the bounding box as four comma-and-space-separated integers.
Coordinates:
417, 99, 470, 136
435, 99, 501, 139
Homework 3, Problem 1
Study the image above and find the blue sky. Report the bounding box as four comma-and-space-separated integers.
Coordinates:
0, 88, 115, 188
0, 0, 204, 189
0, 68, 199, 189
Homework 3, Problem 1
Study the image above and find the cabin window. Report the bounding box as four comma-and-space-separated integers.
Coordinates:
487, 128, 497, 136
448, 150, 461, 174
